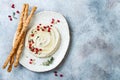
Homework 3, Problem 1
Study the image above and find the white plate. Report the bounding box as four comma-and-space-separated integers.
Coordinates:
18, 11, 70, 72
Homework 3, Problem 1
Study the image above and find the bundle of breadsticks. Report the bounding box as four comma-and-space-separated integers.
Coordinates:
2, 4, 37, 72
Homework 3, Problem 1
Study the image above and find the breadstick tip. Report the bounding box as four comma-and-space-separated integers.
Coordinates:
7, 68, 12, 72
2, 65, 5, 69
33, 6, 37, 10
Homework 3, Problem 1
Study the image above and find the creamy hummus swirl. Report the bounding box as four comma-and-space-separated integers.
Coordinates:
26, 25, 60, 58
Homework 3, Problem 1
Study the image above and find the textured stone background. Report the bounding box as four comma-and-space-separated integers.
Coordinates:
0, 0, 120, 80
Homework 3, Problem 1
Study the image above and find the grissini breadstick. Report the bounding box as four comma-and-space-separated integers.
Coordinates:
7, 54, 15, 72
2, 4, 27, 69
23, 4, 29, 23
12, 4, 29, 68
14, 6, 37, 67
7, 4, 27, 72
14, 33, 26, 67
26, 7, 37, 25
15, 4, 26, 41
2, 6, 37, 69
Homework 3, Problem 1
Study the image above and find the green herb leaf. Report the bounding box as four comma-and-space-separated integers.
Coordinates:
13, 12, 15, 16
42, 57, 54, 66
13, 12, 17, 19
13, 16, 17, 19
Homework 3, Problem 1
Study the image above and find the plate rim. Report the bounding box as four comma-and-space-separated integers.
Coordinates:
19, 11, 70, 72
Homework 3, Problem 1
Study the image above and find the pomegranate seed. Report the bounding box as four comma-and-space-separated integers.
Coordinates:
36, 48, 38, 51
30, 59, 33, 61
39, 24, 41, 25
51, 21, 54, 24
16, 10, 20, 14
29, 43, 32, 46
31, 34, 34, 37
37, 26, 40, 29
60, 74, 63, 77
37, 28, 40, 31
39, 49, 42, 51
29, 61, 32, 64
10, 18, 12, 21
50, 25, 53, 27
54, 71, 57, 73
29, 46, 31, 49
8, 15, 11, 18
11, 4, 15, 8
52, 18, 55, 21
43, 26, 47, 29
42, 29, 44, 31
55, 73, 58, 76
31, 48, 34, 52
48, 28, 51, 32
57, 20, 60, 22
48, 30, 50, 32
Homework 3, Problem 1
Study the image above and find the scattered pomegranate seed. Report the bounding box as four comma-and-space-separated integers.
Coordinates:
29, 61, 32, 64
31, 34, 34, 37
16, 10, 20, 14
39, 49, 42, 51
36, 48, 38, 51
60, 74, 63, 77
47, 25, 49, 27
11, 4, 15, 8
50, 25, 53, 27
29, 43, 32, 47
10, 18, 12, 21
31, 48, 34, 52
30, 59, 33, 61
54, 71, 57, 73
29, 46, 31, 49
57, 20, 60, 22
43, 26, 47, 29
37, 26, 40, 29
37, 28, 40, 31
48, 30, 50, 32
48, 28, 51, 32
51, 21, 54, 24
42, 29, 44, 31
52, 18, 55, 21
55, 73, 58, 76
8, 15, 11, 18
51, 18, 55, 24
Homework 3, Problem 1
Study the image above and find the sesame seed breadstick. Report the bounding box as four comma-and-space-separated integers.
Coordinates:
14, 6, 37, 67
2, 4, 26, 69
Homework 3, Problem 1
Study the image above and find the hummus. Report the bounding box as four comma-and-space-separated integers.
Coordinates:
26, 25, 60, 58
